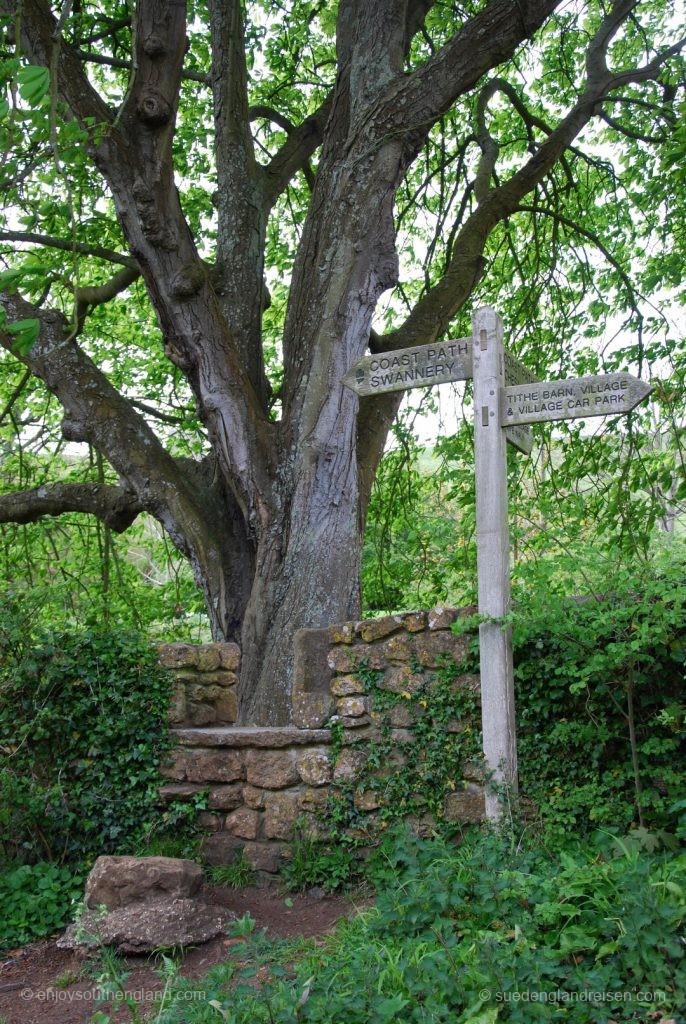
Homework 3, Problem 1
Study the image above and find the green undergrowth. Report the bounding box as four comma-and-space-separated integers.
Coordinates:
0, 594, 203, 952
134, 827, 686, 1024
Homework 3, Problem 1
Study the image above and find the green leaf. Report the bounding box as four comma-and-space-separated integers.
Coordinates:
6, 317, 40, 355
17, 65, 50, 106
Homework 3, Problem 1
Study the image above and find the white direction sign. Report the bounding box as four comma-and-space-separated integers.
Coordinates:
342, 338, 472, 397
502, 373, 652, 426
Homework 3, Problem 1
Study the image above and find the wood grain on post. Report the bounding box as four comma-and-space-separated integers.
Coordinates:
472, 306, 518, 819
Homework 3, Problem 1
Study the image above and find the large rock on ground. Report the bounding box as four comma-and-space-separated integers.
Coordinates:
58, 856, 232, 953
85, 855, 203, 909
59, 898, 231, 954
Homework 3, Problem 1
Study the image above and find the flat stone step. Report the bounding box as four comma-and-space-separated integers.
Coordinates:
172, 726, 331, 748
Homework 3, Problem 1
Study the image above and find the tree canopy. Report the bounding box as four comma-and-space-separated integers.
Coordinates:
0, 0, 684, 723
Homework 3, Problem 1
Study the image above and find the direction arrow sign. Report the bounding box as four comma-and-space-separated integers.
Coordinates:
342, 338, 472, 397
503, 349, 535, 455
501, 373, 652, 426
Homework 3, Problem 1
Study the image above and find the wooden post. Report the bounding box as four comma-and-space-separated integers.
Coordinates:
472, 306, 518, 819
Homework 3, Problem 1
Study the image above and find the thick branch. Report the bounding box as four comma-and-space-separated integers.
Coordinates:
0, 482, 143, 532
263, 95, 333, 211
381, 1, 669, 353
73, 265, 140, 333
73, 47, 210, 84
0, 231, 137, 268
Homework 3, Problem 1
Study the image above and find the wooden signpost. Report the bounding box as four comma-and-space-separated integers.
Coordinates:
344, 307, 652, 819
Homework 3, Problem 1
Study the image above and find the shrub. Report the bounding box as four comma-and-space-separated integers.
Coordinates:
0, 862, 83, 951
0, 607, 175, 866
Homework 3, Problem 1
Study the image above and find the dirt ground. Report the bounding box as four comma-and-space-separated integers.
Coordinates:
0, 884, 358, 1024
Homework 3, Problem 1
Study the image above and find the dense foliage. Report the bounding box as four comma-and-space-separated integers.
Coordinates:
139, 829, 685, 1023
0, 600, 181, 868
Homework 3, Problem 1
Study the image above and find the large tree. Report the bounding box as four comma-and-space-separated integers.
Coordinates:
0, 0, 683, 723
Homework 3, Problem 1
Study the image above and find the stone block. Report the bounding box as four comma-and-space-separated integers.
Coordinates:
332, 748, 367, 782
195, 645, 222, 672
297, 749, 332, 786
159, 749, 188, 781
245, 749, 299, 789
242, 784, 266, 809
443, 784, 486, 823
85, 856, 203, 910
356, 615, 402, 643
327, 644, 384, 673
208, 784, 243, 810
390, 728, 414, 745
327, 621, 355, 644
379, 666, 425, 695
263, 792, 301, 840
427, 607, 460, 631
197, 812, 223, 832
388, 704, 414, 728
174, 670, 237, 688
201, 833, 244, 866
225, 807, 261, 840
242, 841, 286, 873
158, 644, 199, 669
168, 687, 187, 725
217, 642, 241, 670
174, 727, 331, 748
186, 702, 216, 727
293, 692, 334, 729
215, 690, 238, 723
401, 611, 427, 632
339, 714, 371, 729
382, 634, 412, 662
412, 631, 462, 668
184, 749, 244, 784
330, 674, 366, 697
354, 790, 382, 811
298, 786, 329, 811
337, 696, 367, 718
158, 783, 203, 804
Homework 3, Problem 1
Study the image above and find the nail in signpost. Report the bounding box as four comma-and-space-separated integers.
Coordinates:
344, 307, 652, 819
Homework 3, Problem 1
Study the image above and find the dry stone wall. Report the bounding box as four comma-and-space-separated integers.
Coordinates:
158, 607, 485, 875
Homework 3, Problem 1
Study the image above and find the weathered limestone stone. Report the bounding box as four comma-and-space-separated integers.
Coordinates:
85, 856, 203, 910
337, 696, 367, 718
224, 807, 261, 840
173, 670, 238, 688
217, 642, 241, 670
197, 812, 223, 832
388, 704, 414, 728
293, 692, 334, 729
168, 688, 186, 725
59, 898, 231, 953
183, 749, 244, 784
242, 784, 266, 809
412, 631, 461, 667
382, 634, 412, 662
245, 749, 299, 789
174, 727, 331, 748
208, 784, 243, 810
332, 748, 367, 782
158, 644, 199, 669
201, 833, 244, 866
462, 759, 486, 783
298, 786, 329, 811
186, 702, 216, 727
158, 783, 203, 803
327, 644, 384, 673
328, 621, 355, 644
356, 615, 402, 642
263, 792, 301, 839
401, 611, 427, 632
243, 842, 286, 873
427, 606, 460, 630
330, 674, 365, 697
297, 749, 332, 786
195, 645, 222, 672
378, 666, 425, 695
160, 749, 189, 781
443, 784, 486, 823
390, 728, 414, 745
214, 690, 238, 723
354, 790, 382, 811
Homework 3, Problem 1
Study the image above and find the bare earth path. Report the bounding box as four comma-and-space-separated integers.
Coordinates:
0, 884, 357, 1024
